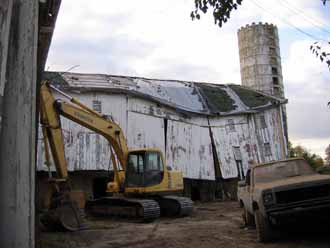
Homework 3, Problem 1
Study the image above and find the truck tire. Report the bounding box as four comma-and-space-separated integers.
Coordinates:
242, 207, 254, 226
254, 209, 273, 242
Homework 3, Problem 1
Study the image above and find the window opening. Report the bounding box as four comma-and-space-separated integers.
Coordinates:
271, 67, 278, 75
92, 100, 102, 113
227, 119, 235, 132
259, 115, 267, 129
264, 143, 272, 156
233, 147, 244, 180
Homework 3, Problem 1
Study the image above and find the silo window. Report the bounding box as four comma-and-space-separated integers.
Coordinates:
270, 57, 277, 64
271, 67, 278, 75
268, 37, 275, 46
273, 87, 280, 95
267, 26, 275, 35
269, 47, 276, 56
272, 77, 279, 85
92, 100, 102, 113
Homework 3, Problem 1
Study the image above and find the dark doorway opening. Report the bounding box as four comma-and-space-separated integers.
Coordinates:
92, 177, 108, 199
191, 187, 201, 201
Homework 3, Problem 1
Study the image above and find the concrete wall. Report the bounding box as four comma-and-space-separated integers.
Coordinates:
238, 23, 285, 98
0, 1, 39, 247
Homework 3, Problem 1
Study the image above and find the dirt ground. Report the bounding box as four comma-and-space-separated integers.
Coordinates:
38, 201, 330, 248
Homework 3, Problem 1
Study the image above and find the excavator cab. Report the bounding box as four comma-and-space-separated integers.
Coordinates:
125, 150, 164, 188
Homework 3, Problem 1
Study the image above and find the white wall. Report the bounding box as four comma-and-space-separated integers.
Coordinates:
37, 92, 286, 181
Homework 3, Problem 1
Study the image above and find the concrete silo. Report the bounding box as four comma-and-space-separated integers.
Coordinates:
238, 22, 285, 98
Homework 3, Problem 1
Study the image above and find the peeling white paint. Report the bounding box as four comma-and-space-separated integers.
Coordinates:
210, 108, 286, 179
127, 111, 165, 153
166, 120, 215, 180
37, 87, 287, 182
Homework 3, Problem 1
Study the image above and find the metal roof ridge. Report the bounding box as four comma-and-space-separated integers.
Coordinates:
53, 71, 228, 86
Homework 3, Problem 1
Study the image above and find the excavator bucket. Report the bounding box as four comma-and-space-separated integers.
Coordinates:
40, 193, 87, 231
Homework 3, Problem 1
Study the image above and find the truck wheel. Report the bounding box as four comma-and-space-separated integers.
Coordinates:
242, 208, 254, 226
254, 210, 273, 242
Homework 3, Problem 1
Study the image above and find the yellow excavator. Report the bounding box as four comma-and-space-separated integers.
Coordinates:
40, 81, 193, 231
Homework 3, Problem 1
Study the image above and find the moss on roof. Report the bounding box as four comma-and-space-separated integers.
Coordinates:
197, 84, 237, 112
43, 71, 68, 87
229, 85, 274, 108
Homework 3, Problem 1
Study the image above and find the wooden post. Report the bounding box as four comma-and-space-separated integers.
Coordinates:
0, 0, 38, 247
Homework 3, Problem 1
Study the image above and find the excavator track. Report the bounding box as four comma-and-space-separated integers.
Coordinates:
155, 195, 193, 217
86, 197, 160, 222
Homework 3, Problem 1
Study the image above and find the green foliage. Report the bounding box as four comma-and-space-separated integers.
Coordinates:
288, 142, 324, 169
191, 0, 243, 27
325, 144, 330, 165
43, 71, 68, 86
310, 41, 330, 71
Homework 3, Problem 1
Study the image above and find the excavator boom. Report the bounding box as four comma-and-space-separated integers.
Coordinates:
40, 81, 130, 230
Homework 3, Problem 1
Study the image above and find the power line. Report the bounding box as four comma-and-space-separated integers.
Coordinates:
249, 0, 329, 42
278, 0, 330, 35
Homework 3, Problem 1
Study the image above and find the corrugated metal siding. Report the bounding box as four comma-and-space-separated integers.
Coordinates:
166, 120, 215, 180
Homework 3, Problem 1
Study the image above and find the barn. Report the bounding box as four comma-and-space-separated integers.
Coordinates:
36, 71, 288, 207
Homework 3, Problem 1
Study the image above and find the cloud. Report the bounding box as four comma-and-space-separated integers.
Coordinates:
47, 0, 243, 83
283, 39, 330, 156
47, 0, 330, 156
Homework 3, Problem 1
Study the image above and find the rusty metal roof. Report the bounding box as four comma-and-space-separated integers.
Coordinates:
44, 71, 287, 116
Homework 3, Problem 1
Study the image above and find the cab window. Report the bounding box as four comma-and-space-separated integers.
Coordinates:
127, 153, 144, 174
146, 152, 163, 171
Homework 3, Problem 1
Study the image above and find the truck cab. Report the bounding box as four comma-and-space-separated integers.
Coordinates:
238, 158, 330, 242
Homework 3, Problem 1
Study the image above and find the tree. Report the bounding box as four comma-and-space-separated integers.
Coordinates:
191, 0, 243, 28
310, 42, 330, 70
289, 143, 324, 169
325, 144, 330, 165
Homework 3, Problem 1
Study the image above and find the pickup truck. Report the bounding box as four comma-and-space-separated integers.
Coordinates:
237, 158, 330, 242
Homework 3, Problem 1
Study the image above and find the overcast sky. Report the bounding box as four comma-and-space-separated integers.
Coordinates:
46, 0, 330, 157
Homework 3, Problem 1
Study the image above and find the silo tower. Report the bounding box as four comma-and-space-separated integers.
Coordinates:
238, 22, 285, 98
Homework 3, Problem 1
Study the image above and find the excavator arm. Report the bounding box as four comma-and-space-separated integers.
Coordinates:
39, 81, 129, 230
40, 81, 129, 180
